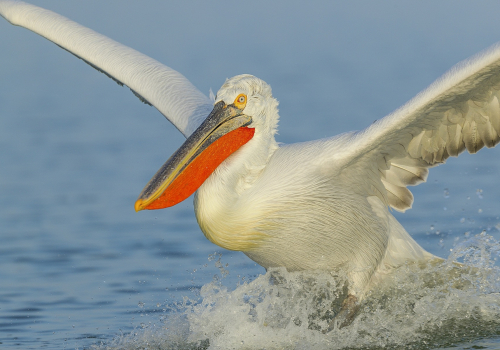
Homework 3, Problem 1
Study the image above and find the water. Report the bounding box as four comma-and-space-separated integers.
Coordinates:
1, 1, 500, 349
96, 240, 500, 350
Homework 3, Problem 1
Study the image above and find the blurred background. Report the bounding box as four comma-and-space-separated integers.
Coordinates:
1, 1, 500, 349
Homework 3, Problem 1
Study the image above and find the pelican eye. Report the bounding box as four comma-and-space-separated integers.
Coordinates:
234, 94, 247, 109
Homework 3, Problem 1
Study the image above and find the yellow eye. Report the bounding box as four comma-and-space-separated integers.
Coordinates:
234, 94, 247, 109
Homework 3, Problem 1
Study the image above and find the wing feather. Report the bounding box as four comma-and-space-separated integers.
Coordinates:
339, 41, 500, 211
0, 0, 212, 137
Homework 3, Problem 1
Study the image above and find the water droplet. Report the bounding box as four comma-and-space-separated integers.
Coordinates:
138, 301, 145, 308
478, 208, 483, 213
460, 218, 465, 224
430, 225, 435, 231
443, 188, 450, 198
476, 189, 483, 199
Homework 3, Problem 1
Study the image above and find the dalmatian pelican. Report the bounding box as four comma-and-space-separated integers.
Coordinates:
2, 0, 500, 327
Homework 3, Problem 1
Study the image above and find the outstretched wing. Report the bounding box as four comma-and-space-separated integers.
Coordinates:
337, 42, 500, 212
0, 0, 213, 137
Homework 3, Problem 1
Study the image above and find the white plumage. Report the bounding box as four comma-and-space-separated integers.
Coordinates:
2, 1, 500, 308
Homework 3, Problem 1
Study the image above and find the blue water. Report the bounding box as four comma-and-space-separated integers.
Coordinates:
1, 1, 500, 349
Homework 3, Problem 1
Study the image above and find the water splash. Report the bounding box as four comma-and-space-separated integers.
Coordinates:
94, 233, 500, 350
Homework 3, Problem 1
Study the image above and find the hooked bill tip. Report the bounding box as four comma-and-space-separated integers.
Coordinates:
134, 199, 144, 212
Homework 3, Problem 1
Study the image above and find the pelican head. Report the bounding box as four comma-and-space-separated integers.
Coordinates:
215, 74, 279, 136
134, 74, 279, 211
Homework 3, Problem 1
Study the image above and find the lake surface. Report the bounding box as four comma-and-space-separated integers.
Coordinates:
1, 1, 500, 349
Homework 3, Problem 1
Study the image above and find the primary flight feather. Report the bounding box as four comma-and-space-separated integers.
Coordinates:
2, 0, 500, 326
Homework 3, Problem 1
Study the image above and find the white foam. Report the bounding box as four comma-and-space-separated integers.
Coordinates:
95, 232, 500, 350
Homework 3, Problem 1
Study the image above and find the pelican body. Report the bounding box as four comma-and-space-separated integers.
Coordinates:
152, 75, 433, 297
2, 1, 500, 306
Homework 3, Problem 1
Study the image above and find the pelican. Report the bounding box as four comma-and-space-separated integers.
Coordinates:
2, 1, 500, 327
